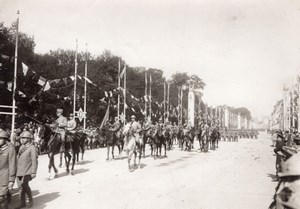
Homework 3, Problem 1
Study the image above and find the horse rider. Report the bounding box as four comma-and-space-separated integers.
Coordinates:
129, 115, 142, 143
0, 130, 16, 209
51, 108, 67, 151
109, 116, 122, 140
66, 113, 77, 133
142, 116, 152, 141
153, 118, 165, 137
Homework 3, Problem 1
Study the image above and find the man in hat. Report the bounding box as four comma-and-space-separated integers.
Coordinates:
274, 132, 289, 179
55, 108, 67, 151
14, 131, 38, 209
128, 115, 141, 143
66, 113, 77, 133
269, 152, 300, 209
109, 116, 122, 141
0, 130, 16, 209
142, 117, 152, 139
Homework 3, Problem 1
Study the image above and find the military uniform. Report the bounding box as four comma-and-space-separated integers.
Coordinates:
143, 120, 152, 137
0, 140, 16, 209
66, 119, 77, 133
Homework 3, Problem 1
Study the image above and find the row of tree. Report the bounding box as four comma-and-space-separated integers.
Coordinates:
0, 22, 251, 127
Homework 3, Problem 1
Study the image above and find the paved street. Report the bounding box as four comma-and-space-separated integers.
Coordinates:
9, 132, 276, 209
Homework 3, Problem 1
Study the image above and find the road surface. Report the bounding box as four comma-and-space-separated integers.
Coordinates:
9, 131, 277, 209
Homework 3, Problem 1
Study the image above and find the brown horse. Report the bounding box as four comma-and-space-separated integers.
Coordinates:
39, 124, 83, 179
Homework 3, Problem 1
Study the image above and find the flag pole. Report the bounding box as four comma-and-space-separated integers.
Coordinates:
73, 39, 78, 117
123, 62, 126, 124
163, 81, 166, 124
83, 43, 88, 130
11, 10, 20, 140
167, 81, 170, 122
149, 74, 152, 120
145, 70, 148, 117
117, 59, 121, 119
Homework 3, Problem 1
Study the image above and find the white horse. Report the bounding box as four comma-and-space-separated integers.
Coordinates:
123, 123, 143, 170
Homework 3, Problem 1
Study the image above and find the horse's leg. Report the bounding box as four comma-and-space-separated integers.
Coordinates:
164, 141, 167, 157
81, 145, 84, 161
59, 152, 63, 168
52, 155, 58, 178
112, 145, 115, 159
106, 146, 110, 161
70, 152, 76, 175
48, 153, 52, 179
65, 152, 71, 173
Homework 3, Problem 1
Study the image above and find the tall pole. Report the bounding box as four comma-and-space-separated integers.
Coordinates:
83, 43, 88, 130
11, 10, 19, 139
123, 63, 126, 124
117, 59, 121, 118
167, 82, 170, 122
180, 85, 183, 125
178, 86, 180, 125
149, 74, 152, 120
73, 39, 78, 117
145, 70, 148, 117
163, 81, 166, 123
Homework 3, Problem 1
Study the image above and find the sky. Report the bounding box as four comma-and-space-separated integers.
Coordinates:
1, 0, 300, 119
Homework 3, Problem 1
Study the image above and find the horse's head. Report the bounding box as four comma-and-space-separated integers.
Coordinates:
123, 123, 133, 136
39, 124, 54, 152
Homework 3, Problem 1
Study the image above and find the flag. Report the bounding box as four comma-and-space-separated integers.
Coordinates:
120, 64, 126, 78
7, 82, 12, 91
37, 76, 46, 86
100, 104, 110, 129
43, 81, 51, 91
83, 76, 92, 84
22, 63, 28, 76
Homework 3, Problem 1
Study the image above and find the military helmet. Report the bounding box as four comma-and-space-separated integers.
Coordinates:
131, 115, 136, 119
56, 108, 63, 114
0, 130, 9, 140
20, 131, 33, 139
278, 153, 300, 177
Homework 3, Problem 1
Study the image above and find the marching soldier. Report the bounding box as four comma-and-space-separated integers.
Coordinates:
15, 131, 38, 209
0, 130, 16, 209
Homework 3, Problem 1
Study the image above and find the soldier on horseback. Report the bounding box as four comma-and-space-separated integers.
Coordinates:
66, 113, 77, 133
54, 108, 67, 152
128, 115, 141, 143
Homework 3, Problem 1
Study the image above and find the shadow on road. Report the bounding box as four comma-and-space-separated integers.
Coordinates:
9, 190, 60, 209
76, 160, 94, 165
156, 155, 193, 167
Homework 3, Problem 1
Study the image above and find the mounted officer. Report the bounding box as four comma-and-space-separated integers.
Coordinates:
109, 116, 122, 140
66, 113, 77, 133
50, 108, 67, 152
128, 115, 141, 143
142, 116, 152, 141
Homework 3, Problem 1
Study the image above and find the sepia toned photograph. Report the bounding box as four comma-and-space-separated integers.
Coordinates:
0, 0, 300, 209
